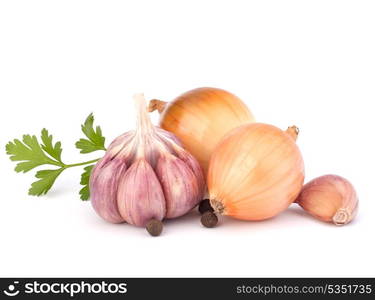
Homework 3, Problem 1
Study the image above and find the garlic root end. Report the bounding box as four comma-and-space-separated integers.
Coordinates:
148, 99, 167, 113
332, 208, 351, 226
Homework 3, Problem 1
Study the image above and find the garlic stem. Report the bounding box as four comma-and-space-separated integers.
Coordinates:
134, 93, 154, 135
133, 93, 155, 159
148, 99, 167, 113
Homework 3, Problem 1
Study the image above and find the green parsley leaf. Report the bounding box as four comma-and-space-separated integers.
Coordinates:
79, 164, 95, 200
75, 113, 106, 153
29, 168, 64, 196
6, 134, 61, 173
41, 128, 63, 163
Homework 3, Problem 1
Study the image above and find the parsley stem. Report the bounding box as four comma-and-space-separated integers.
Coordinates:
64, 158, 101, 168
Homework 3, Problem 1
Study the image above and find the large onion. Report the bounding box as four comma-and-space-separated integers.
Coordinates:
148, 87, 255, 175
208, 123, 305, 221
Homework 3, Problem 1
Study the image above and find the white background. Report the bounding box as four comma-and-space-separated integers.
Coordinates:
0, 0, 374, 277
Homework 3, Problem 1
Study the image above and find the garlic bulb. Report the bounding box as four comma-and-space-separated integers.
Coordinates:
296, 175, 358, 225
208, 123, 304, 221
90, 94, 205, 228
148, 87, 255, 176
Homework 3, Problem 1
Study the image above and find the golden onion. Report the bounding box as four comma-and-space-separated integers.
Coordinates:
148, 87, 255, 175
208, 123, 304, 221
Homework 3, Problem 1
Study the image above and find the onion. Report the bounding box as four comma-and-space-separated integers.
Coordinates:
208, 123, 305, 221
148, 87, 255, 175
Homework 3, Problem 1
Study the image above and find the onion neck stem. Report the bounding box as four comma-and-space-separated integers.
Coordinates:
286, 125, 299, 141
148, 99, 167, 114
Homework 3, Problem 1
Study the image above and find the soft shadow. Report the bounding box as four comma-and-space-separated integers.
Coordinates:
285, 204, 350, 228
286, 204, 308, 217
163, 209, 201, 226
41, 187, 68, 198
211, 204, 330, 230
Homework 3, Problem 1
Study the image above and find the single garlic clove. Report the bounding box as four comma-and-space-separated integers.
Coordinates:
296, 174, 358, 225
172, 146, 206, 197
156, 152, 200, 219
90, 157, 127, 223
106, 131, 136, 157
156, 127, 183, 148
117, 158, 166, 227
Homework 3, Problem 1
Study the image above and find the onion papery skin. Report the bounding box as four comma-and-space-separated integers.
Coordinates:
208, 123, 305, 221
158, 87, 255, 176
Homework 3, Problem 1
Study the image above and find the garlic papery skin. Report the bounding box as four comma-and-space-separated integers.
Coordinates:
90, 94, 204, 227
207, 123, 304, 221
296, 175, 358, 225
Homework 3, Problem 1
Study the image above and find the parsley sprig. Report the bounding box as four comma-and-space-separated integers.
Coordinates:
5, 114, 106, 200
75, 113, 106, 153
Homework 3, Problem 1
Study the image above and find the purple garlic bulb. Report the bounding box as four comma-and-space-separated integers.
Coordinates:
90, 94, 205, 228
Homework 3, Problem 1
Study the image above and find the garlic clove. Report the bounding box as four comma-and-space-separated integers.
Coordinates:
90, 157, 127, 223
106, 131, 135, 157
156, 152, 200, 219
117, 158, 166, 227
172, 146, 206, 197
296, 174, 358, 225
156, 127, 183, 148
